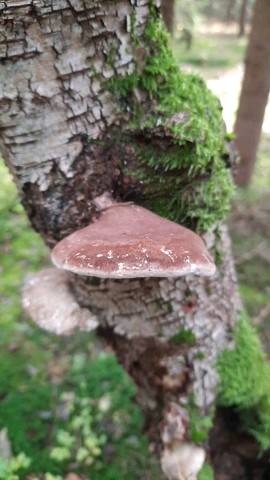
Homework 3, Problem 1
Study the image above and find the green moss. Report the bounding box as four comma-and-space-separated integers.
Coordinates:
186, 396, 214, 444
217, 312, 270, 408
217, 312, 270, 451
198, 463, 215, 480
166, 302, 173, 314
211, 228, 223, 266
195, 352, 205, 361
106, 44, 118, 71
170, 329, 196, 345
130, 9, 139, 47
87, 276, 100, 286
224, 132, 236, 141
106, 6, 234, 232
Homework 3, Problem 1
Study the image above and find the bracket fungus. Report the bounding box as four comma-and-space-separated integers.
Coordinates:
51, 202, 216, 279
160, 404, 205, 480
22, 268, 98, 335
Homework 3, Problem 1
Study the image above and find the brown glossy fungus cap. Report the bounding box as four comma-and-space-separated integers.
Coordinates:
51, 204, 216, 278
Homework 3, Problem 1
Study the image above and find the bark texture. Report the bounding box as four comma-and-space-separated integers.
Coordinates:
0, 0, 154, 245
71, 225, 240, 414
234, 0, 270, 186
0, 2, 240, 478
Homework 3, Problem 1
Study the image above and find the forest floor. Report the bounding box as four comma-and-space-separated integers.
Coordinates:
1, 20, 270, 480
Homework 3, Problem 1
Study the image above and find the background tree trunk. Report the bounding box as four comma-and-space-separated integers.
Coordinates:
226, 0, 237, 23
0, 1, 239, 477
238, 0, 248, 36
161, 0, 175, 34
234, 0, 270, 186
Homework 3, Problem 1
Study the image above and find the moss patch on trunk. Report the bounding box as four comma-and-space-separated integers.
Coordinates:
106, 4, 234, 232
217, 312, 270, 451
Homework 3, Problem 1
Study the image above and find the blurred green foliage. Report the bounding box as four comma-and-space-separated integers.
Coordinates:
0, 161, 48, 341
229, 132, 270, 328
173, 33, 246, 73
0, 451, 31, 480
197, 462, 215, 480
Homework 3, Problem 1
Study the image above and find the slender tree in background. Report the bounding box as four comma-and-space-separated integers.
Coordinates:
226, 0, 237, 23
238, 0, 248, 36
161, 0, 175, 33
0, 1, 242, 477
234, 0, 270, 186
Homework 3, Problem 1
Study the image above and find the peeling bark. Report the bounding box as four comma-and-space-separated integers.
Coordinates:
1, 2, 240, 478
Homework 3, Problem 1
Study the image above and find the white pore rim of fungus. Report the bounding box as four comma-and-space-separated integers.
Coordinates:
22, 268, 98, 335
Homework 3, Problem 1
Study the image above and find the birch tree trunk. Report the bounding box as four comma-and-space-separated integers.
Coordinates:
234, 0, 270, 186
0, 1, 240, 478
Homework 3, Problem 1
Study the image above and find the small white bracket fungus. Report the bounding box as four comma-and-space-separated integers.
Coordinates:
160, 403, 205, 480
161, 441, 206, 480
51, 203, 216, 279
22, 268, 98, 335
